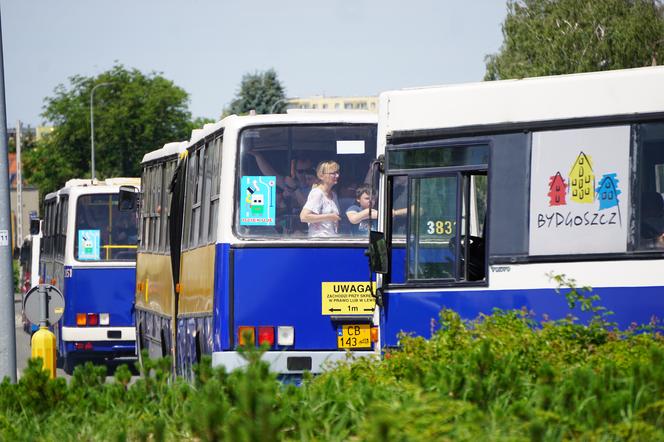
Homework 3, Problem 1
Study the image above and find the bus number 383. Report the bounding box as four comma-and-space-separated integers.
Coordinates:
427, 220, 453, 235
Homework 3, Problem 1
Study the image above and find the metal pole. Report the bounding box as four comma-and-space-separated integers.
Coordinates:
0, 8, 17, 383
39, 284, 47, 328
90, 82, 111, 181
16, 120, 22, 244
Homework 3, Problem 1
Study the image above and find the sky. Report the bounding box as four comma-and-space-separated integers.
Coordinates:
2, 0, 507, 128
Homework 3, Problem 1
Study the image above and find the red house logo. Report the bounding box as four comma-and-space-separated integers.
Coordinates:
548, 172, 567, 206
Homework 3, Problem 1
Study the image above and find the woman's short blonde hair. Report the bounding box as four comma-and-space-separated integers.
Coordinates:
314, 160, 340, 185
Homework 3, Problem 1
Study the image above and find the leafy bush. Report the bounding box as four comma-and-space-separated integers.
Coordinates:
2, 282, 664, 441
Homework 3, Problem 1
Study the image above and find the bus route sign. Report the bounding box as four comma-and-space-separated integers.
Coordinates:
321, 282, 376, 315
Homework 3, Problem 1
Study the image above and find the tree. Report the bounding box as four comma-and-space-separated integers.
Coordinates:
485, 0, 664, 80
23, 64, 194, 196
225, 69, 287, 116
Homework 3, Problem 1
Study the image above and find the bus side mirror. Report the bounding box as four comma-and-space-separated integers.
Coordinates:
365, 230, 388, 274
29, 219, 40, 235
118, 186, 139, 211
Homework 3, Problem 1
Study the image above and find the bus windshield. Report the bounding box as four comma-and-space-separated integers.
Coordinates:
75, 193, 138, 261
236, 124, 377, 239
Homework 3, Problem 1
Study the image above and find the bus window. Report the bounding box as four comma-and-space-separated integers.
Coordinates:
75, 194, 138, 261
636, 122, 664, 250
408, 175, 458, 280
406, 172, 487, 282
236, 124, 377, 239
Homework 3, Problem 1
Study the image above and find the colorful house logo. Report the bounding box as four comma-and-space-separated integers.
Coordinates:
545, 151, 621, 212
547, 172, 567, 206
596, 173, 621, 210
569, 151, 594, 203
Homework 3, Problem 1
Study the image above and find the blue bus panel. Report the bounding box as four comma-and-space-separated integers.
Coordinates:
60, 266, 135, 357
381, 286, 664, 347
214, 244, 375, 352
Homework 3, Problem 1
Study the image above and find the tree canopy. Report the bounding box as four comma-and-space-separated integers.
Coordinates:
24, 64, 195, 196
485, 0, 664, 80
225, 69, 287, 116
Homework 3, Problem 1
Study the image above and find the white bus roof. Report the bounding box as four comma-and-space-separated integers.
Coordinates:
141, 141, 188, 164
63, 177, 140, 188
379, 66, 664, 136
141, 112, 376, 166
187, 112, 377, 148
45, 177, 140, 201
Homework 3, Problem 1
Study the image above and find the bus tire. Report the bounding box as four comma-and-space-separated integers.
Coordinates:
160, 329, 168, 359
136, 324, 145, 372
63, 353, 77, 375
195, 331, 202, 365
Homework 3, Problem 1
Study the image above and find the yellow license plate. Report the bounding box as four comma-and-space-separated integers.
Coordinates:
337, 324, 371, 349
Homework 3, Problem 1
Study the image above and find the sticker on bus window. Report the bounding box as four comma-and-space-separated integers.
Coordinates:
78, 229, 100, 260
529, 126, 630, 255
240, 176, 276, 226
336, 140, 365, 155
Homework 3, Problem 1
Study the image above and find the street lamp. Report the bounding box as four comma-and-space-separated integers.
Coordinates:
270, 98, 289, 114
90, 82, 112, 181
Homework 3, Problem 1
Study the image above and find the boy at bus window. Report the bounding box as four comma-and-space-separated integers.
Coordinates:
345, 184, 377, 235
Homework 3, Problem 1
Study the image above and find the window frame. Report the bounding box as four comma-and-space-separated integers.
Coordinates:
232, 123, 379, 242
208, 135, 222, 243
73, 193, 137, 262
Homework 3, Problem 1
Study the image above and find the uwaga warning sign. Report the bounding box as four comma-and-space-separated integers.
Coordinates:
321, 282, 376, 315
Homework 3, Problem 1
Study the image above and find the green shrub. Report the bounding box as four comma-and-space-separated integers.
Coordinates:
2, 280, 664, 440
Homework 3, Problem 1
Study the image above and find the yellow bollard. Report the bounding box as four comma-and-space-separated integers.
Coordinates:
31, 326, 57, 379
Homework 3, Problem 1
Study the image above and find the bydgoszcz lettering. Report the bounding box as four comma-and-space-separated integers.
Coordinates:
537, 210, 618, 228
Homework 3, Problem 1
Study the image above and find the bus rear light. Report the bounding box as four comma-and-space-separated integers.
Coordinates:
257, 326, 275, 347
87, 313, 99, 326
371, 326, 379, 343
99, 313, 110, 326
74, 342, 93, 351
277, 326, 294, 346
238, 326, 255, 346
76, 313, 87, 326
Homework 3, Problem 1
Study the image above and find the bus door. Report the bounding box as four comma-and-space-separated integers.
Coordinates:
381, 142, 489, 347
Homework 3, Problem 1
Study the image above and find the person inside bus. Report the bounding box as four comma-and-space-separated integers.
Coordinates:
300, 160, 341, 237
640, 191, 664, 248
345, 184, 377, 235
113, 212, 137, 245
246, 150, 314, 232
246, 151, 313, 199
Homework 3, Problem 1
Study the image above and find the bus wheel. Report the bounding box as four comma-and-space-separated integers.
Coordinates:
195, 332, 202, 365
63, 353, 78, 375
136, 324, 145, 373
160, 329, 168, 359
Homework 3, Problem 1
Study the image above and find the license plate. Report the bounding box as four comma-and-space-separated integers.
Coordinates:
337, 324, 371, 349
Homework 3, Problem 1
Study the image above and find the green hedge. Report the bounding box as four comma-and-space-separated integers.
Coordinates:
2, 280, 664, 441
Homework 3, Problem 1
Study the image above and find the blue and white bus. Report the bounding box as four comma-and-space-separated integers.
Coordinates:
374, 66, 664, 346
136, 111, 380, 376
41, 178, 140, 373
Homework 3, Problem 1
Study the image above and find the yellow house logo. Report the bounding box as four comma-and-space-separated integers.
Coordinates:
569, 152, 594, 203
